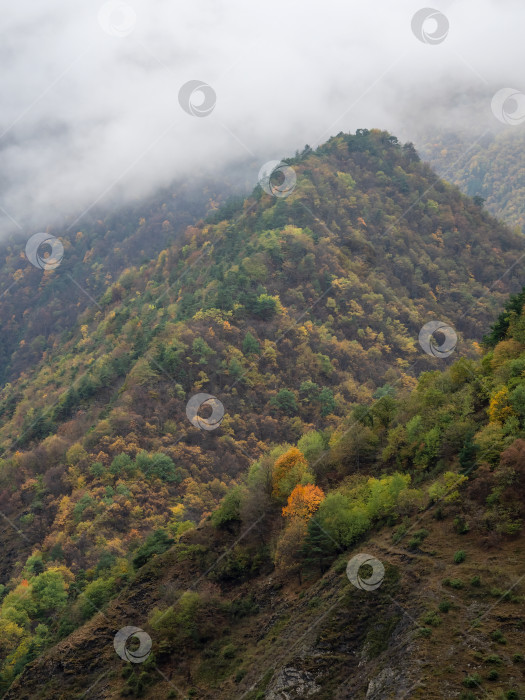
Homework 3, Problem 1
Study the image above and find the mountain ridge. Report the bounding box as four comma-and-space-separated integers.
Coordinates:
0, 129, 525, 697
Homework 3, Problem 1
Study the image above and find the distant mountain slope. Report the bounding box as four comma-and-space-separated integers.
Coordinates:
418, 128, 525, 233
1, 129, 525, 695
0, 177, 237, 386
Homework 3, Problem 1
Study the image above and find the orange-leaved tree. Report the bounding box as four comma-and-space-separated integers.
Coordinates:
271, 447, 314, 500
282, 484, 325, 520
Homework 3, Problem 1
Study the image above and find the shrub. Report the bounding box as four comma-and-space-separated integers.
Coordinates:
489, 587, 512, 600
392, 523, 407, 544
438, 600, 451, 613
487, 670, 499, 681
226, 595, 259, 620
428, 471, 468, 503
449, 578, 464, 589
222, 644, 236, 659
453, 516, 470, 534
454, 550, 466, 564
422, 611, 441, 627
208, 546, 258, 583
485, 654, 502, 664
443, 578, 464, 589
491, 629, 507, 644
470, 575, 481, 587
132, 530, 174, 570
462, 674, 482, 688
407, 529, 429, 550
149, 592, 206, 648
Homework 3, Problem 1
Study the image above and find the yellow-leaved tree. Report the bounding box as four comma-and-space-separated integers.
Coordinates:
271, 448, 314, 500
488, 387, 513, 424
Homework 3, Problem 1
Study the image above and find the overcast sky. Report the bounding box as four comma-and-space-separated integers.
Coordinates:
1, 0, 524, 235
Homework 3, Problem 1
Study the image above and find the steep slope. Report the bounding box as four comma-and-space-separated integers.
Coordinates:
0, 129, 525, 694
5, 289, 525, 699
0, 176, 237, 386
418, 128, 525, 233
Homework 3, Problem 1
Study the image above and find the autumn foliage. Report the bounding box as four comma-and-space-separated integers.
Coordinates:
488, 387, 513, 424
282, 484, 325, 521
271, 448, 314, 500
2, 129, 525, 694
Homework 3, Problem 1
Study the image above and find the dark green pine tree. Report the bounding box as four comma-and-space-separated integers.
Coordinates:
458, 432, 479, 474
483, 288, 525, 347
302, 517, 339, 575
242, 331, 260, 355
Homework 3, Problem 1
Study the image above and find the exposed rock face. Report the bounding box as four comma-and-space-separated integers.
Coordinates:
266, 666, 321, 699
366, 667, 397, 699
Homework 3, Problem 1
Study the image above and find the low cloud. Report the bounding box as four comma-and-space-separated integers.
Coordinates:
1, 0, 523, 235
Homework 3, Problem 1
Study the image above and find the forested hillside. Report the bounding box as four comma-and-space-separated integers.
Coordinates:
0, 177, 236, 386
5, 253, 525, 700
419, 128, 525, 233
0, 129, 524, 696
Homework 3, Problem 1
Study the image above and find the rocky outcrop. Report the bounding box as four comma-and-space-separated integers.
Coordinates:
266, 666, 321, 699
